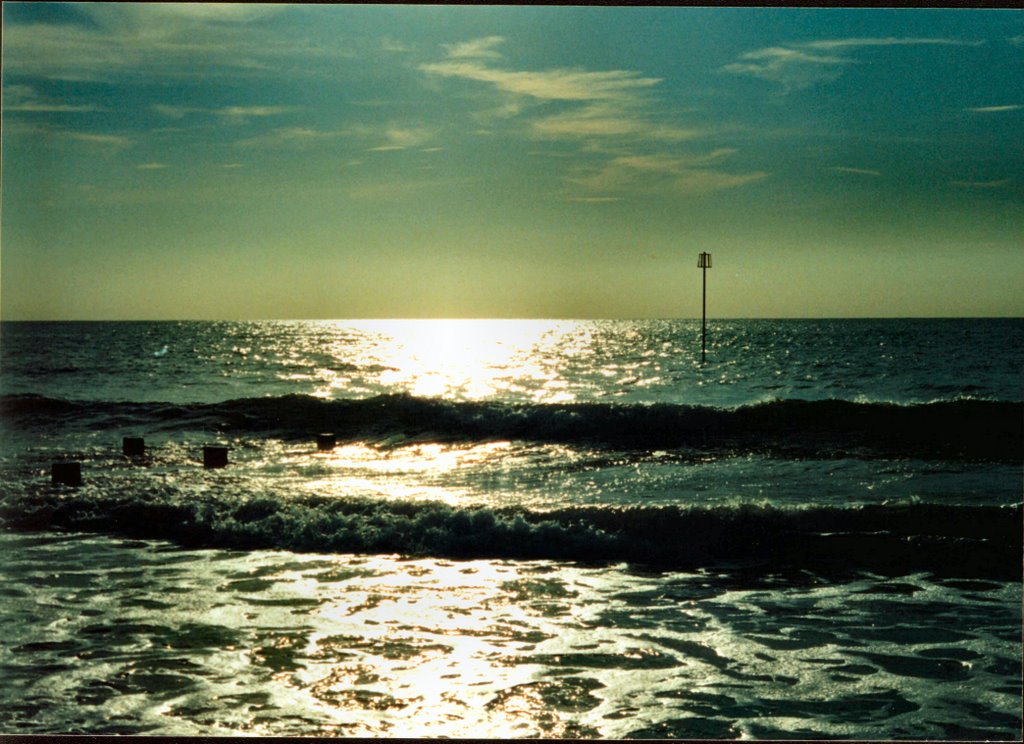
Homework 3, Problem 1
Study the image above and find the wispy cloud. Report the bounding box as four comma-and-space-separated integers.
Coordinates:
235, 126, 349, 148
66, 132, 134, 149
566, 196, 622, 203
381, 37, 415, 54
443, 36, 506, 60
966, 104, 1023, 113
2, 119, 136, 152
2, 4, 338, 83
82, 3, 283, 30
3, 84, 104, 113
217, 105, 296, 120
804, 37, 983, 50
723, 47, 849, 90
151, 104, 204, 118
951, 178, 1012, 189
831, 166, 882, 177
613, 150, 737, 171
531, 104, 698, 142
421, 36, 759, 201
153, 104, 296, 120
725, 36, 982, 90
368, 127, 435, 152
568, 150, 767, 197
420, 36, 680, 148
420, 41, 662, 104
421, 61, 662, 102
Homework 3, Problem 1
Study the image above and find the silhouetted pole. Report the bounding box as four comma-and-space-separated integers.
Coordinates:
698, 252, 712, 363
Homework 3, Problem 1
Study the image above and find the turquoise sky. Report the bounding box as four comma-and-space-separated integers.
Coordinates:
2, 4, 1022, 319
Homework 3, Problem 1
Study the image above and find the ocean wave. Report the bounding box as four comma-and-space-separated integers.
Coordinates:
0, 484, 1018, 580
3, 393, 1021, 461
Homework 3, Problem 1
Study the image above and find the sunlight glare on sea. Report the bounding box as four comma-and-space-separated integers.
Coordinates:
311, 319, 592, 402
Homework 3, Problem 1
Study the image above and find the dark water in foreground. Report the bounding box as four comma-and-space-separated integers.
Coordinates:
0, 319, 1020, 737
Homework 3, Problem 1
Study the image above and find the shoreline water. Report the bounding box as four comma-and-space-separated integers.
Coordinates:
2, 529, 1020, 738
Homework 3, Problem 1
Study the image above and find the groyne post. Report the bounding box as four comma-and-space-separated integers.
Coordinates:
203, 446, 229, 469
123, 437, 145, 457
698, 252, 712, 363
51, 462, 82, 487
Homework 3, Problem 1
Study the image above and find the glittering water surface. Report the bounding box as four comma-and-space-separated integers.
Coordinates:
2, 318, 1021, 406
0, 319, 1021, 737
2, 532, 1019, 738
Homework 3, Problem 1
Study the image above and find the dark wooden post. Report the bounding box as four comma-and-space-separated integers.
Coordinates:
203, 446, 229, 468
52, 462, 82, 487
698, 252, 712, 363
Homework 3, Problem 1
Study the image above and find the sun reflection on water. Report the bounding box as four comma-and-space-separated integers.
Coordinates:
311, 319, 595, 403
295, 440, 514, 504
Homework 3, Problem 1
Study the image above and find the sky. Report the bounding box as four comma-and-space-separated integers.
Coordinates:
2, 3, 1022, 320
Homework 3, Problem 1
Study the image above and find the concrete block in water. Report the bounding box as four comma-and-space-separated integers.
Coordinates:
317, 433, 336, 451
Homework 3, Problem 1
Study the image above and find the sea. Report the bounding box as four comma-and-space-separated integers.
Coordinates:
0, 318, 1020, 738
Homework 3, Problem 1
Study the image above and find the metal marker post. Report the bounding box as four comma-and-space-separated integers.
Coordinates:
698, 252, 711, 363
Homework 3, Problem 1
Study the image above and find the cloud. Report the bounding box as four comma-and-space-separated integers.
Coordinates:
611, 150, 736, 170
152, 104, 204, 118
443, 36, 506, 60
66, 132, 133, 149
566, 196, 622, 203
217, 105, 296, 120
419, 42, 674, 156
831, 166, 882, 177
377, 127, 434, 149
568, 150, 766, 197
381, 37, 415, 54
950, 178, 1012, 189
420, 36, 756, 199
2, 4, 334, 83
6, 101, 102, 114
531, 105, 698, 142
668, 169, 768, 195
82, 4, 280, 28
725, 36, 982, 90
723, 46, 849, 90
966, 104, 1023, 113
425, 35, 663, 106
235, 127, 349, 148
152, 104, 296, 121
0, 120, 132, 150
420, 61, 661, 102
804, 37, 983, 50
3, 84, 103, 113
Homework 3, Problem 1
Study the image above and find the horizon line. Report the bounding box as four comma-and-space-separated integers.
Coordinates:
2, 315, 1022, 323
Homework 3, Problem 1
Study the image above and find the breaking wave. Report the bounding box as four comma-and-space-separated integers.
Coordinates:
2, 393, 1021, 460
0, 481, 1018, 580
